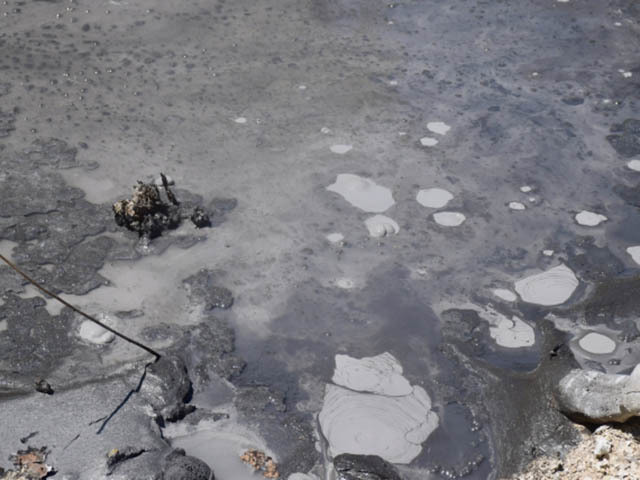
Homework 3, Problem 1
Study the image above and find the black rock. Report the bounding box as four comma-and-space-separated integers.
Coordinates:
35, 379, 54, 395
162, 449, 214, 480
191, 207, 211, 228
334, 454, 402, 480
138, 355, 192, 420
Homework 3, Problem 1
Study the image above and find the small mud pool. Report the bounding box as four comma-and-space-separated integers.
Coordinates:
0, 0, 639, 479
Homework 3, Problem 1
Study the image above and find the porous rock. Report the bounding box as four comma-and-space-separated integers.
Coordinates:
162, 449, 214, 480
334, 454, 402, 480
557, 365, 640, 423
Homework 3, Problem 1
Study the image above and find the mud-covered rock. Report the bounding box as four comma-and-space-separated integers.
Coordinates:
557, 366, 640, 423
0, 295, 75, 379
182, 269, 233, 311
607, 118, 640, 157
138, 355, 192, 420
162, 449, 214, 480
333, 454, 402, 480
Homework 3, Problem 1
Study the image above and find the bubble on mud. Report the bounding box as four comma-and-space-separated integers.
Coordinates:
493, 289, 517, 302
321, 127, 331, 134
520, 185, 533, 193
416, 188, 453, 208
364, 215, 399, 238
578, 332, 617, 355
336, 278, 355, 289
389, 80, 398, 86
626, 246, 640, 265
575, 210, 607, 227
78, 319, 115, 344
327, 174, 395, 213
326, 233, 344, 243
426, 121, 451, 135
332, 352, 413, 396
627, 160, 640, 171
318, 384, 438, 464
330, 144, 353, 154
234, 117, 247, 124
514, 264, 579, 306
508, 202, 526, 211
433, 212, 466, 227
420, 137, 438, 147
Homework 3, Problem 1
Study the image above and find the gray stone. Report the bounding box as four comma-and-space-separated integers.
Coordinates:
557, 366, 640, 423
334, 454, 402, 480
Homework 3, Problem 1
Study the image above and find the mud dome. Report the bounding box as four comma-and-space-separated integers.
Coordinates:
1, 0, 639, 479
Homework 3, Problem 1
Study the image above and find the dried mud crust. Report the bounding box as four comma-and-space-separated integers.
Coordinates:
504, 423, 640, 480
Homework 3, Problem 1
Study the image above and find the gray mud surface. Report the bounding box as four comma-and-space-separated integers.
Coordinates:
1, 0, 639, 479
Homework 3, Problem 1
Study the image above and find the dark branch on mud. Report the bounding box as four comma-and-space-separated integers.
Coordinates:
0, 254, 162, 361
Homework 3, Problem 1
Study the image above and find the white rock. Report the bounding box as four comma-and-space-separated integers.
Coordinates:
433, 212, 466, 227
594, 437, 612, 459
520, 185, 532, 193
626, 246, 640, 265
509, 202, 526, 211
321, 127, 331, 134
234, 117, 247, 124
78, 320, 115, 344
389, 80, 398, 86
416, 188, 453, 208
327, 174, 395, 213
578, 333, 617, 355
318, 384, 438, 464
330, 144, 353, 154
543, 249, 554, 256
332, 352, 413, 396
627, 160, 640, 172
575, 210, 607, 227
420, 137, 438, 147
326, 233, 344, 244
426, 122, 451, 135
493, 289, 518, 302
364, 215, 399, 238
514, 264, 579, 306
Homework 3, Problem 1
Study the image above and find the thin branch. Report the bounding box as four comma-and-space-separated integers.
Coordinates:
0, 254, 161, 361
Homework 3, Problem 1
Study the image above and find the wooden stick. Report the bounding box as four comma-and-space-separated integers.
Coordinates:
0, 254, 161, 361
